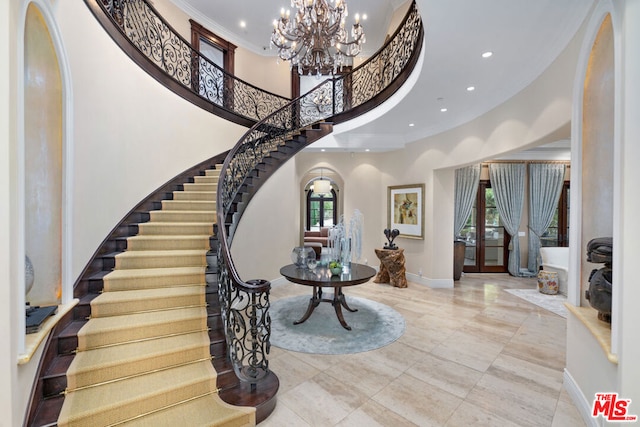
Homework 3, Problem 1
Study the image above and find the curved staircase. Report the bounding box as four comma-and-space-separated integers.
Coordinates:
56, 167, 254, 426
25, 1, 424, 425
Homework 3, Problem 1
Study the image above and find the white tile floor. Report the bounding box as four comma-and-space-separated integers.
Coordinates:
260, 273, 585, 427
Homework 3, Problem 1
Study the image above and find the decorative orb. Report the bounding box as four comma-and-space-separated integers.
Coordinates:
25, 255, 35, 296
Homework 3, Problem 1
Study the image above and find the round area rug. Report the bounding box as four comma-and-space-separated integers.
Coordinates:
269, 294, 405, 354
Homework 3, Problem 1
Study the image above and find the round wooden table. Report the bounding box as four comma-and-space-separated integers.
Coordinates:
279, 263, 376, 330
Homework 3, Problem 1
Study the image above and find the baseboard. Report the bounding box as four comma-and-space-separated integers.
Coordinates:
564, 369, 599, 427
406, 273, 453, 289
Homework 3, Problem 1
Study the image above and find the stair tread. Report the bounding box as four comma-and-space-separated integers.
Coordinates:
91, 285, 204, 305
79, 306, 206, 332
127, 234, 211, 240
32, 394, 64, 427
60, 320, 85, 338
77, 307, 207, 351
45, 354, 75, 377
104, 266, 205, 279
58, 362, 220, 423
87, 270, 111, 281
138, 221, 214, 226
68, 331, 211, 379
151, 209, 216, 214
120, 393, 253, 427
114, 249, 208, 258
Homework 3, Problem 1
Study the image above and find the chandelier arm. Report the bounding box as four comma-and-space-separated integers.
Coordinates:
271, 0, 365, 75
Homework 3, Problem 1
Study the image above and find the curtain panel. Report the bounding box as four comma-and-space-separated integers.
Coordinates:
527, 163, 566, 272
453, 164, 481, 238
489, 163, 526, 276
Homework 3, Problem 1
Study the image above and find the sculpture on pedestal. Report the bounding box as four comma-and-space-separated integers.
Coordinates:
383, 228, 400, 250
375, 229, 407, 288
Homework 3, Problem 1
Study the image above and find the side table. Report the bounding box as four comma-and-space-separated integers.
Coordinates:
374, 248, 407, 288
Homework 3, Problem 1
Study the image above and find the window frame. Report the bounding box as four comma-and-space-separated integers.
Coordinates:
306, 188, 338, 231
190, 20, 236, 75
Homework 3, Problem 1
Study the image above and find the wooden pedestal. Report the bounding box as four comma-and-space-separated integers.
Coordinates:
374, 248, 407, 288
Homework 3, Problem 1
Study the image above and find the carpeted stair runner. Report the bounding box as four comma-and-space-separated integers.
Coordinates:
58, 167, 255, 427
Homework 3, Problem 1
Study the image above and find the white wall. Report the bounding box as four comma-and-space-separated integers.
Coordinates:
53, 2, 247, 280
231, 160, 300, 281
234, 50, 291, 98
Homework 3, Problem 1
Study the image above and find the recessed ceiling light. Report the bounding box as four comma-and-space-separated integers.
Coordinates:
482, 51, 493, 58
440, 108, 448, 112
240, 20, 246, 28
365, 148, 370, 152
467, 86, 475, 91
409, 123, 415, 127
321, 149, 326, 152
362, 14, 368, 20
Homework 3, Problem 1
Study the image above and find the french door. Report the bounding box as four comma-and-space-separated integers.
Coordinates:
461, 181, 510, 273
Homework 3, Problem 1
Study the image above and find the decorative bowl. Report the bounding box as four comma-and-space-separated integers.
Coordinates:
291, 246, 315, 267
330, 266, 342, 275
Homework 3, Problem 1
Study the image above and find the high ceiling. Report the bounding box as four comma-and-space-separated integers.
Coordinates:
171, 0, 594, 153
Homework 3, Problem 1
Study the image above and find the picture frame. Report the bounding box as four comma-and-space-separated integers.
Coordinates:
387, 184, 425, 239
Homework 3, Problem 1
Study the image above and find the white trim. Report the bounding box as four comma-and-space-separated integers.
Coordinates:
16, 0, 27, 357
609, 0, 623, 363
564, 369, 600, 427
406, 272, 453, 289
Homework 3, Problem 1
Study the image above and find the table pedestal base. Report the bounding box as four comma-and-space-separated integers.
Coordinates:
294, 286, 358, 330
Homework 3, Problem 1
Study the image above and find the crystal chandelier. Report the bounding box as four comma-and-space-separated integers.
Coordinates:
271, 0, 366, 75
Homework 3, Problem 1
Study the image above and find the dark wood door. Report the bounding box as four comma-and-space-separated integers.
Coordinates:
462, 181, 510, 273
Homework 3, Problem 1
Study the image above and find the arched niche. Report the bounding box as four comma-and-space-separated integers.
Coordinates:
573, 14, 615, 310
23, 3, 63, 306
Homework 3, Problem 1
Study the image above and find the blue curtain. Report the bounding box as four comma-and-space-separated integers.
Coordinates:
489, 163, 526, 276
527, 163, 566, 272
453, 164, 481, 238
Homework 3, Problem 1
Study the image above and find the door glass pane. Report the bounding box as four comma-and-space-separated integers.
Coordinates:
461, 204, 477, 266
309, 200, 320, 230
484, 224, 504, 266
484, 188, 505, 268
323, 200, 334, 227
200, 38, 223, 66
199, 38, 224, 105
485, 227, 504, 246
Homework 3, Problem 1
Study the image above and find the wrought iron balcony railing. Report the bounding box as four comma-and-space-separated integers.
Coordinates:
94, 0, 290, 124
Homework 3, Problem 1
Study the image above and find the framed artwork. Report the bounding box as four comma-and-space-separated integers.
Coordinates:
387, 184, 425, 239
